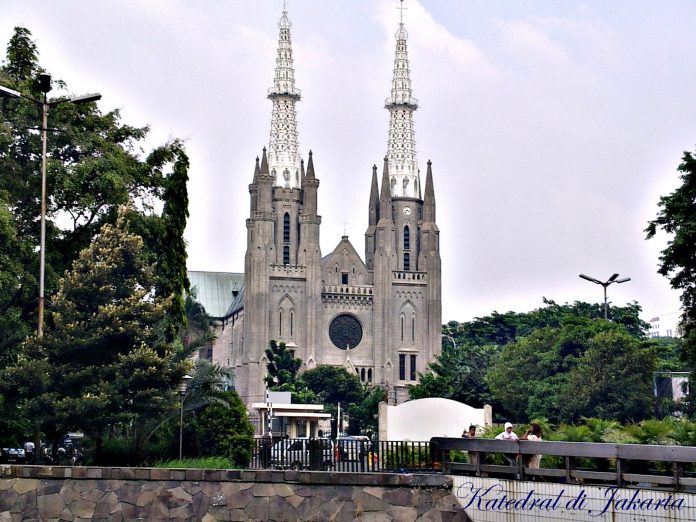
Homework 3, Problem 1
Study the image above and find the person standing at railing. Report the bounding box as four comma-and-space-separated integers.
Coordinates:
495, 422, 519, 465
519, 422, 543, 468
462, 425, 478, 466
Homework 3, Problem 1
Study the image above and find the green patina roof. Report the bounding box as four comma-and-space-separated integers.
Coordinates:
187, 271, 244, 319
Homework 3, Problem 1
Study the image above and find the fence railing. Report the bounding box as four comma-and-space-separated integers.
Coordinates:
430, 437, 696, 490
249, 438, 436, 473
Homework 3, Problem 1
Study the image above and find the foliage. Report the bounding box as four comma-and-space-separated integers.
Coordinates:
412, 300, 650, 414
0, 26, 189, 353
487, 320, 656, 423
0, 27, 191, 454
264, 340, 302, 389
646, 147, 696, 410
347, 385, 386, 436
155, 456, 235, 469
298, 365, 364, 409
409, 339, 495, 408
0, 210, 189, 462
189, 389, 254, 467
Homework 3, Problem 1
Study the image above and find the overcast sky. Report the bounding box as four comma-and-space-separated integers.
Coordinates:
2, 1, 693, 324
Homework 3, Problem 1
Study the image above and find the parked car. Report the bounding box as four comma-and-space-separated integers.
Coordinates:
271, 438, 334, 470
0, 447, 26, 464
336, 436, 371, 462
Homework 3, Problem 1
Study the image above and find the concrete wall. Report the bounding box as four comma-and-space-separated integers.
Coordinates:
0, 465, 469, 521
451, 475, 694, 522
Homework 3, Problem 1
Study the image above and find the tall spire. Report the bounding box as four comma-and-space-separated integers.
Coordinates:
368, 165, 379, 226
379, 156, 393, 222
423, 160, 436, 222
385, 0, 419, 199
268, 6, 302, 189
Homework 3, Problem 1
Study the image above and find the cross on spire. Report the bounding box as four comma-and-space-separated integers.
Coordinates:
397, 0, 407, 24
341, 219, 349, 236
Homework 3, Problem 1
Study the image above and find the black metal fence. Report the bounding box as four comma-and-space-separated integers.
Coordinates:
249, 437, 437, 473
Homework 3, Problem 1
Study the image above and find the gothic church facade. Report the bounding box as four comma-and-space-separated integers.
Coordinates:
191, 7, 441, 406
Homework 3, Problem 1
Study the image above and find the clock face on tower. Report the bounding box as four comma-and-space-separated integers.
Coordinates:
329, 314, 363, 349
403, 207, 411, 216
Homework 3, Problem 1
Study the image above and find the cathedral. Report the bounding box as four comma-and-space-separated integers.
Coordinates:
188, 5, 441, 406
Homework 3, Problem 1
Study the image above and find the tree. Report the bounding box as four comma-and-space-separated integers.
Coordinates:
190, 389, 255, 467
561, 330, 655, 423
646, 148, 696, 397
0, 27, 191, 445
487, 320, 656, 423
0, 26, 190, 344
264, 340, 302, 389
1, 209, 189, 462
347, 384, 385, 436
408, 340, 495, 407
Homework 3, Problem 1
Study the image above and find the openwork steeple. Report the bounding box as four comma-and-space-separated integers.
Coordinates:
385, 1, 419, 199
268, 7, 302, 189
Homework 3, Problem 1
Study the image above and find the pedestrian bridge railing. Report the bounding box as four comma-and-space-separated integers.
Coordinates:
430, 437, 696, 490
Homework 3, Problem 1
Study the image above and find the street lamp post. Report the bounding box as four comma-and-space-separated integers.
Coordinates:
0, 74, 101, 337
178, 374, 193, 460
579, 273, 631, 320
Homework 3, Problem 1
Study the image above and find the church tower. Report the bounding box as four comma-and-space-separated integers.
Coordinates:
367, 5, 442, 404
240, 6, 322, 404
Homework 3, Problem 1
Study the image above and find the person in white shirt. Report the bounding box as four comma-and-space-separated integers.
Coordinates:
495, 422, 519, 441
495, 422, 519, 465
24, 441, 35, 464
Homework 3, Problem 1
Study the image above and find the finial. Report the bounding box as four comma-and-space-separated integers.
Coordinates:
398, 0, 406, 25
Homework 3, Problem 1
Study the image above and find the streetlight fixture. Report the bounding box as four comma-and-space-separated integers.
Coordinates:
579, 273, 631, 320
178, 374, 193, 460
442, 332, 457, 350
0, 74, 101, 337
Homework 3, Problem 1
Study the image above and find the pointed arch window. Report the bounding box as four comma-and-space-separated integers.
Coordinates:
283, 213, 290, 243
283, 213, 290, 265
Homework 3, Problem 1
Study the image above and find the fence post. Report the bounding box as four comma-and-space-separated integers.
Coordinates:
616, 458, 623, 487
673, 461, 684, 491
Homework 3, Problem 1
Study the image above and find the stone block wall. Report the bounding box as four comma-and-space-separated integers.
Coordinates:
0, 466, 469, 521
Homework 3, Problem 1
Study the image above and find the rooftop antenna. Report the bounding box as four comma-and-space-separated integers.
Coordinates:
398, 0, 406, 25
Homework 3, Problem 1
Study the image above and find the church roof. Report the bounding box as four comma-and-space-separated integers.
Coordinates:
188, 271, 243, 319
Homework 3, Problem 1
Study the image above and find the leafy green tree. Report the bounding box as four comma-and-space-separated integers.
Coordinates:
2, 209, 189, 462
560, 329, 655, 423
191, 390, 255, 467
264, 340, 302, 389
0, 26, 190, 344
0, 194, 31, 365
408, 340, 495, 407
646, 148, 696, 401
0, 27, 191, 445
487, 320, 656, 423
347, 384, 386, 436
298, 365, 364, 408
